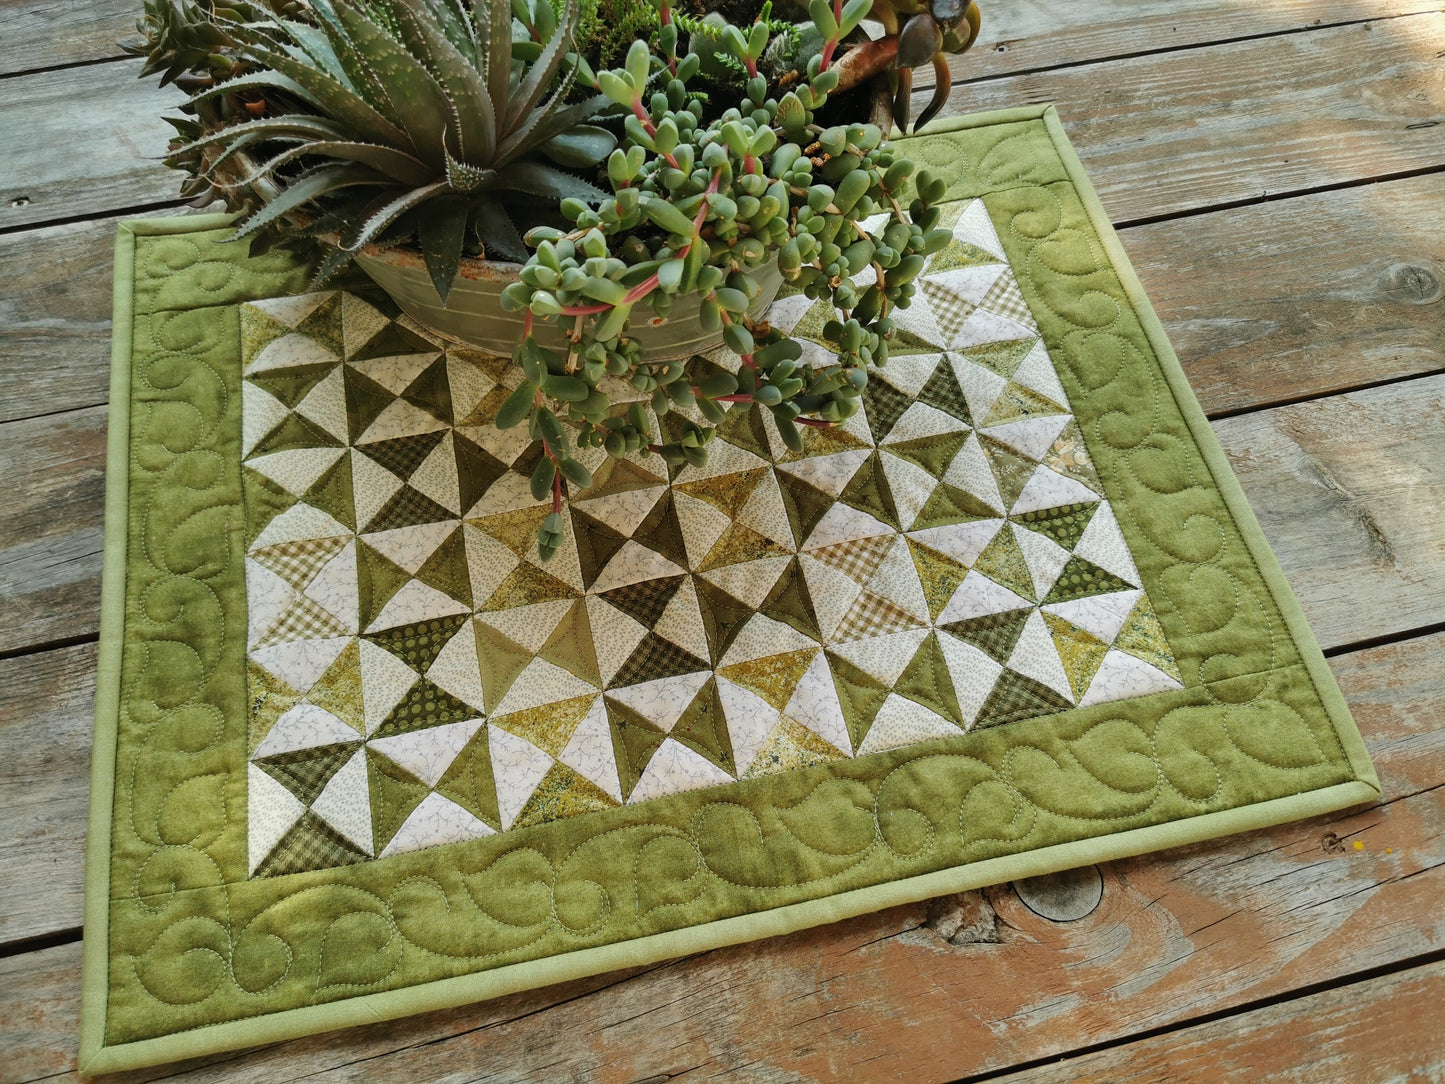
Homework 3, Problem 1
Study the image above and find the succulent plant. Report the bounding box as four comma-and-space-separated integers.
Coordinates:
134, 0, 976, 560
168, 0, 618, 296
123, 0, 305, 86
498, 4, 954, 558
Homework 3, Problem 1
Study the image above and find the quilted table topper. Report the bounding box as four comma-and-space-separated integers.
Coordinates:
82, 106, 1378, 1073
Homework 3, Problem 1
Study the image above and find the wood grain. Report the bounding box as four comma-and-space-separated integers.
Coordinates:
0, 406, 107, 654
0, 1, 137, 76
942, 0, 1445, 83
0, 61, 181, 230
1214, 374, 1445, 650
937, 13, 1445, 223
2, 631, 1438, 1081
0, 643, 95, 945
989, 959, 1445, 1083
1126, 172, 1445, 415
0, 213, 174, 425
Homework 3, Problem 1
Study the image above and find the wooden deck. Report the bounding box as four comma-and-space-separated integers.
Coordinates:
2, 1, 1442, 1079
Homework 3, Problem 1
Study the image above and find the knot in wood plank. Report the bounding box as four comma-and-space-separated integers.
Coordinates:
1012, 866, 1105, 921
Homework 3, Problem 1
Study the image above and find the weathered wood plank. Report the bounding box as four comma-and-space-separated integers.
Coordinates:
0, 0, 137, 76
0, 213, 175, 425
0, 643, 95, 946
937, 13, 1445, 223
1128, 173, 1445, 415
990, 959, 1445, 1083
2, 631, 1438, 1081
1214, 374, 1445, 649
8, 15, 1444, 231
0, 406, 107, 655
0, 61, 181, 230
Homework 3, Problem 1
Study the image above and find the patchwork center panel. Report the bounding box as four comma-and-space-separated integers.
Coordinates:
240, 199, 1184, 877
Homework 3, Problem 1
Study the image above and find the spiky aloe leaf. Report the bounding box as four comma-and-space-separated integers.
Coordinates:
388, 0, 497, 163
471, 194, 528, 262
327, 2, 453, 165
503, 161, 609, 202
233, 43, 412, 148
444, 150, 496, 193
417, 196, 470, 300
343, 179, 450, 251
243, 139, 436, 186
494, 93, 611, 162
233, 163, 380, 239
479, 0, 512, 136
506, 0, 580, 130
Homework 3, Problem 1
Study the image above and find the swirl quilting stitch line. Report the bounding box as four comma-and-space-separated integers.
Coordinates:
89, 112, 1374, 1062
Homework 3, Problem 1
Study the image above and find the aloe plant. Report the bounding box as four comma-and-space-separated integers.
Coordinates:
168, 0, 618, 297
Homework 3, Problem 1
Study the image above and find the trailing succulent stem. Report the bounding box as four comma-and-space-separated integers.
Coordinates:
500, 5, 952, 559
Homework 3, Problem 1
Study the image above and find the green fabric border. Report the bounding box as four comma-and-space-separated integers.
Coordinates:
79, 113, 1379, 1075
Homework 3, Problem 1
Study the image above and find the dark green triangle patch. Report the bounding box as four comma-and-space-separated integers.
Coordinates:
776, 471, 837, 548
939, 609, 1033, 663
1012, 501, 1099, 553
365, 747, 432, 852
348, 317, 439, 362
293, 292, 345, 356
610, 634, 710, 689
414, 528, 473, 609
364, 612, 470, 674
1042, 555, 1136, 605
402, 355, 454, 425
916, 357, 973, 426
372, 677, 479, 738
252, 411, 344, 456
634, 489, 690, 570
826, 650, 892, 752
669, 678, 735, 776
570, 509, 630, 591
838, 452, 900, 531
883, 430, 971, 479
253, 809, 369, 878
245, 473, 300, 548
600, 575, 684, 630
913, 482, 998, 529
978, 435, 1038, 510
355, 541, 413, 630
715, 407, 773, 461
254, 741, 361, 807
961, 337, 1034, 379
860, 375, 913, 444
365, 485, 456, 534
250, 362, 335, 411
356, 430, 448, 481
973, 669, 1072, 729
453, 434, 508, 514
605, 699, 669, 800
759, 558, 822, 642
695, 578, 759, 664
343, 365, 398, 444
435, 725, 502, 829
302, 450, 356, 531
895, 631, 964, 727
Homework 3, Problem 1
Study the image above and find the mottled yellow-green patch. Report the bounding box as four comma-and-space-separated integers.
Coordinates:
697, 521, 793, 572
492, 693, 598, 758
1115, 593, 1183, 681
925, 238, 1003, 275
240, 304, 292, 362
961, 337, 1033, 380
677, 467, 767, 519
246, 660, 304, 752
718, 648, 819, 711
1042, 611, 1111, 700
303, 640, 366, 735
744, 717, 845, 779
780, 420, 870, 461
982, 381, 1067, 427
974, 526, 1036, 602
512, 762, 618, 829
469, 504, 552, 559
908, 537, 971, 621
480, 559, 579, 612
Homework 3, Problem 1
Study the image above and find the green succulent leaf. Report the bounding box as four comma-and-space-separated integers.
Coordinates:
232, 163, 379, 240
342, 179, 449, 251
471, 194, 528, 262
504, 161, 609, 203
539, 124, 617, 168
418, 196, 470, 301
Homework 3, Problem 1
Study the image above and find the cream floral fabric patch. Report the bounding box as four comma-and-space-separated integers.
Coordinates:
239, 200, 1182, 877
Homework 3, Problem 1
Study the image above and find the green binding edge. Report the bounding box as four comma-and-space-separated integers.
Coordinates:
78, 114, 1379, 1075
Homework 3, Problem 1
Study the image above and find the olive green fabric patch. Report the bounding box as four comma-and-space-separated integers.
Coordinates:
81, 106, 1378, 1074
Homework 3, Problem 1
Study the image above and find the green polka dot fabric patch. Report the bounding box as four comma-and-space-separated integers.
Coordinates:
82, 106, 1377, 1073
